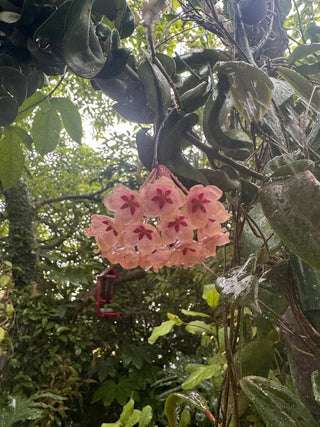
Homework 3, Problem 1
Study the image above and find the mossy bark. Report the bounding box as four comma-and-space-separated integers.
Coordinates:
4, 180, 39, 288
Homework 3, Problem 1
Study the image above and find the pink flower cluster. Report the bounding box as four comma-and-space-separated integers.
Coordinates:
85, 165, 230, 271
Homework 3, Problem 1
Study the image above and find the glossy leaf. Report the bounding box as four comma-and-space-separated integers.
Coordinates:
31, 107, 62, 156
137, 56, 171, 118
62, 0, 106, 78
51, 97, 82, 143
215, 61, 273, 122
182, 355, 226, 389
240, 376, 318, 426
181, 309, 210, 318
0, 95, 18, 126
0, 132, 24, 190
260, 171, 320, 271
185, 321, 214, 335
277, 66, 320, 113
0, 66, 27, 106
165, 391, 208, 427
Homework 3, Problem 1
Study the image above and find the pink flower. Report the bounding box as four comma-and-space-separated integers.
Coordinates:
159, 215, 194, 244
201, 230, 230, 256
105, 244, 139, 270
182, 185, 224, 228
104, 184, 144, 224
171, 241, 208, 269
139, 177, 185, 218
139, 247, 172, 272
84, 215, 120, 255
123, 223, 162, 253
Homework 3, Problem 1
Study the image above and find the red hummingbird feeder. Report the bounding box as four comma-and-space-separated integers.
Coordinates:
95, 267, 119, 318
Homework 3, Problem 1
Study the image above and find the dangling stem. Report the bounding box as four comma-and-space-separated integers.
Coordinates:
152, 109, 178, 169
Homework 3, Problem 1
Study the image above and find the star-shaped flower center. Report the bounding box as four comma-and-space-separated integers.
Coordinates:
133, 225, 153, 241
168, 216, 188, 232
190, 193, 210, 213
151, 188, 173, 209
102, 219, 118, 236
120, 194, 140, 215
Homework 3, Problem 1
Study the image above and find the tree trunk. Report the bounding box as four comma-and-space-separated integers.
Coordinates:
4, 180, 39, 288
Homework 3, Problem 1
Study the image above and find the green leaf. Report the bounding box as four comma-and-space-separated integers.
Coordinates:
148, 320, 175, 343
214, 61, 273, 122
0, 66, 27, 106
92, 380, 116, 406
4, 126, 33, 150
182, 358, 226, 390
0, 133, 24, 190
240, 376, 318, 426
139, 406, 153, 427
185, 320, 214, 335
16, 91, 51, 122
165, 391, 208, 427
260, 171, 320, 271
288, 43, 320, 65
202, 284, 220, 308
0, 327, 5, 342
51, 97, 82, 143
119, 398, 135, 423
311, 370, 320, 405
277, 66, 320, 113
167, 313, 183, 325
178, 409, 191, 427
31, 107, 62, 155
181, 309, 210, 318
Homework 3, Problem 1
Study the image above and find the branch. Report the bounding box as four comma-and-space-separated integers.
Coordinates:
34, 188, 107, 210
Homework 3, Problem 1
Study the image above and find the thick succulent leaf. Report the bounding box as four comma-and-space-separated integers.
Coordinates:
260, 171, 320, 271
93, 0, 126, 20
95, 47, 130, 79
288, 43, 320, 65
165, 391, 208, 427
270, 78, 295, 107
0, 95, 18, 126
203, 77, 252, 159
240, 376, 318, 426
31, 107, 62, 155
238, 338, 275, 377
0, 66, 26, 106
156, 53, 176, 77
214, 61, 273, 122
62, 0, 106, 78
174, 49, 223, 73
0, 132, 24, 190
51, 97, 82, 143
114, 101, 154, 123
33, 1, 72, 59
290, 254, 320, 312
180, 81, 210, 113
258, 261, 289, 316
277, 66, 320, 113
137, 56, 171, 119
114, 4, 135, 39
216, 255, 260, 311
240, 203, 281, 259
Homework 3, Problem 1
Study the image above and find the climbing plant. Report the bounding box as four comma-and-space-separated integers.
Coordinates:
1, 0, 320, 425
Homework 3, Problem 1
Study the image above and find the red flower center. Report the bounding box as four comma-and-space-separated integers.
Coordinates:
168, 216, 188, 232
190, 193, 210, 213
151, 188, 173, 209
102, 220, 118, 236
133, 225, 153, 241
120, 195, 140, 215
